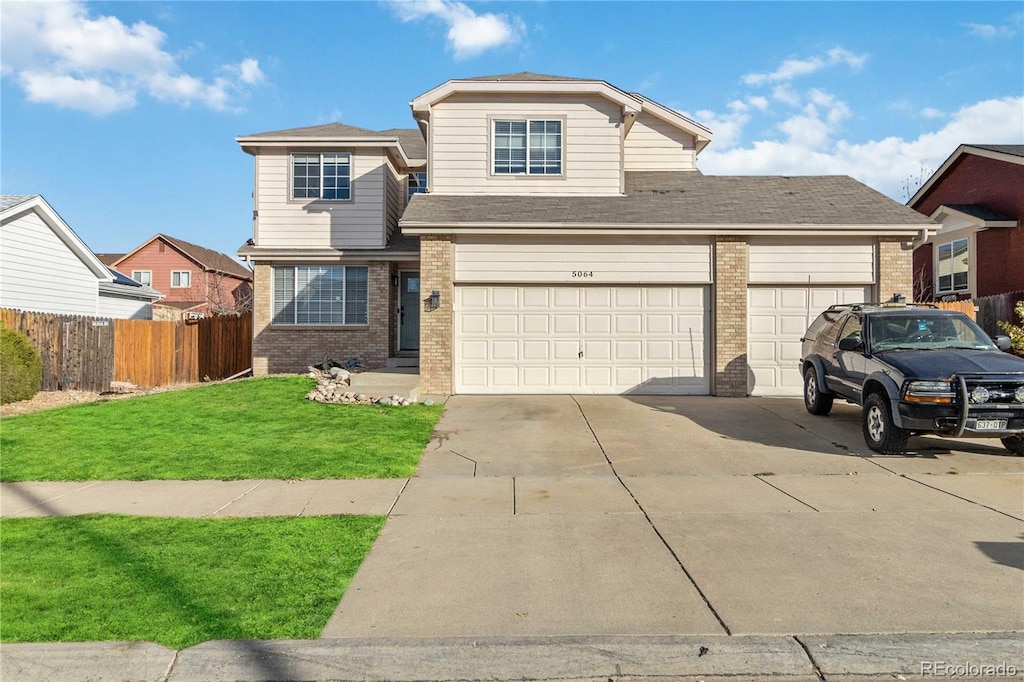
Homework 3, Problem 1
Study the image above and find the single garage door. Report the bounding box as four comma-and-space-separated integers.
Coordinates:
455, 285, 710, 394
748, 285, 872, 396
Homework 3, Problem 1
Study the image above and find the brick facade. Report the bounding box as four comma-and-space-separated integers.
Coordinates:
418, 235, 454, 395
251, 262, 392, 375
714, 237, 748, 397
877, 236, 914, 303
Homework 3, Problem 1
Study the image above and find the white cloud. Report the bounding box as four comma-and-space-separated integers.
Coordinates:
391, 0, 524, 59
0, 0, 265, 115
920, 107, 945, 119
772, 84, 801, 107
965, 13, 1023, 38
700, 97, 1024, 200
742, 47, 867, 86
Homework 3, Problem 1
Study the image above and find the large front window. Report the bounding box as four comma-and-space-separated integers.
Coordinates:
936, 238, 969, 294
272, 266, 368, 325
493, 119, 562, 175
292, 153, 351, 200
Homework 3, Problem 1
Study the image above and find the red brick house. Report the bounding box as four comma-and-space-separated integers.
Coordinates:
101, 234, 253, 318
910, 144, 1023, 301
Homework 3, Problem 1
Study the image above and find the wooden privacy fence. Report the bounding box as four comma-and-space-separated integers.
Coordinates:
932, 300, 976, 320
2, 309, 252, 391
0, 309, 115, 392
973, 291, 1023, 337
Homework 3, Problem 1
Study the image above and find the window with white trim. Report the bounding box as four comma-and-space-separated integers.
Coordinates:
407, 171, 427, 199
132, 270, 152, 286
936, 238, 969, 293
292, 153, 351, 200
171, 271, 191, 288
493, 119, 562, 175
272, 265, 368, 325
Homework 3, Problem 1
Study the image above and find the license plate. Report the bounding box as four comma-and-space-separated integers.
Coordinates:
975, 419, 1008, 430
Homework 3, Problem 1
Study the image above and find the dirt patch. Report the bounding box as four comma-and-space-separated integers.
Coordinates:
0, 383, 204, 418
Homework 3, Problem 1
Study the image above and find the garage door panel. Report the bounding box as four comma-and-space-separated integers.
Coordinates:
748, 285, 872, 396
455, 285, 710, 394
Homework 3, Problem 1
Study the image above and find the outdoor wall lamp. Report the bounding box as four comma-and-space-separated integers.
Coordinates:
391, 274, 400, 287
426, 289, 441, 311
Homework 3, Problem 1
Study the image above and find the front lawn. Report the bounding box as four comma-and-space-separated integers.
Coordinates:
0, 515, 384, 648
0, 377, 443, 481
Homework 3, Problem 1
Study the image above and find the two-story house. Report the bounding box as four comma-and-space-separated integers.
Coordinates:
239, 73, 933, 397
910, 144, 1023, 302
104, 234, 254, 319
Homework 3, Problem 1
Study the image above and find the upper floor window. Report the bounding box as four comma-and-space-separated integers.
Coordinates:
131, 270, 152, 287
493, 119, 562, 175
937, 238, 968, 293
272, 265, 368, 325
171, 271, 191, 288
292, 153, 351, 200
407, 171, 428, 200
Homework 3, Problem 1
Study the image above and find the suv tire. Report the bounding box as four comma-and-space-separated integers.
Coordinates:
803, 365, 833, 416
862, 392, 909, 455
1001, 436, 1024, 457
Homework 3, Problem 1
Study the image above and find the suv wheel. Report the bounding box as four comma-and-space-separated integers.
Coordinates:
803, 366, 833, 416
1001, 436, 1024, 457
862, 392, 909, 455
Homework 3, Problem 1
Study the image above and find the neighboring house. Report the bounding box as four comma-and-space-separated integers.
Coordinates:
909, 144, 1023, 301
106, 234, 253, 319
0, 194, 162, 319
238, 73, 933, 397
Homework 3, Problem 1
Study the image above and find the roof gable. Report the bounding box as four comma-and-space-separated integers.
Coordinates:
112, 234, 253, 281
909, 143, 1024, 207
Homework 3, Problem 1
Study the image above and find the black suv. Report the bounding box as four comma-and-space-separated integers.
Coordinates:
800, 301, 1024, 456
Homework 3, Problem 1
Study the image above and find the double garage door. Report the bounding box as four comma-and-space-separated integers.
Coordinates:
455, 285, 710, 394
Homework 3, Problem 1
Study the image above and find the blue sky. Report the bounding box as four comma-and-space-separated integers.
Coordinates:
2, 1, 1022, 263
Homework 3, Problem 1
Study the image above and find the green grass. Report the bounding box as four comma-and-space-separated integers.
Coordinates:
0, 377, 443, 481
0, 515, 384, 648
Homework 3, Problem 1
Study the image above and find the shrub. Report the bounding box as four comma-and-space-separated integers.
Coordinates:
997, 301, 1024, 355
1, 327, 42, 404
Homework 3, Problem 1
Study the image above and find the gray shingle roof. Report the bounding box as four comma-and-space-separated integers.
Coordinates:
0, 194, 37, 211
402, 173, 934, 226
459, 72, 594, 82
157, 234, 253, 280
241, 123, 426, 159
967, 144, 1024, 157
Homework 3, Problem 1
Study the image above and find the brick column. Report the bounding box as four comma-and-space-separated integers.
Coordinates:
252, 263, 272, 375
877, 236, 914, 303
419, 235, 454, 395
714, 237, 748, 397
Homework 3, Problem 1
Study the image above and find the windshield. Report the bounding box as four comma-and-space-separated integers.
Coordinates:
868, 315, 996, 352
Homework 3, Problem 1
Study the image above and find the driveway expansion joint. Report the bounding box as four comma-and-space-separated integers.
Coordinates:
900, 473, 1024, 522
793, 635, 827, 681
755, 474, 820, 512
206, 480, 266, 517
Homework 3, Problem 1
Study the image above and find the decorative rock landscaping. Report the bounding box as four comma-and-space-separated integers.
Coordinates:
304, 365, 418, 407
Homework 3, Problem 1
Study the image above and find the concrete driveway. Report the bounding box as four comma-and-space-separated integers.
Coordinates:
325, 396, 1023, 639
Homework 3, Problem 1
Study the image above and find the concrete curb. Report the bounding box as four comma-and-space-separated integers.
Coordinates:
3, 633, 1020, 682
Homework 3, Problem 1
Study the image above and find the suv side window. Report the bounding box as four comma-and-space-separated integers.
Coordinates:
805, 311, 841, 341
818, 313, 845, 348
837, 316, 863, 346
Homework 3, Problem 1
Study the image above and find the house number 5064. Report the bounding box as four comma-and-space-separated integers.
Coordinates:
572, 271, 594, 278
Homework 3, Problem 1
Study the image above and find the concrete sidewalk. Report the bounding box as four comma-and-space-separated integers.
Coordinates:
2, 395, 1022, 681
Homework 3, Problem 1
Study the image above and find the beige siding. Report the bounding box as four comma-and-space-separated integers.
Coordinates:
0, 210, 100, 315
624, 112, 698, 171
254, 149, 387, 249
384, 158, 403, 242
430, 94, 624, 195
454, 236, 712, 283
748, 237, 876, 284
98, 293, 153, 319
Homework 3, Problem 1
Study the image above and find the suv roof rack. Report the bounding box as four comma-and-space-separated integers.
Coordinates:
825, 302, 940, 312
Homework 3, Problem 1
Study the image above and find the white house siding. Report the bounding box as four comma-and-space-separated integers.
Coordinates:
98, 293, 152, 319
748, 237, 875, 284
429, 94, 624, 196
623, 113, 698, 171
254, 149, 387, 249
454, 236, 713, 284
0, 210, 100, 315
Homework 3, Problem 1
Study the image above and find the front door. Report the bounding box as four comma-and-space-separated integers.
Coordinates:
399, 271, 420, 351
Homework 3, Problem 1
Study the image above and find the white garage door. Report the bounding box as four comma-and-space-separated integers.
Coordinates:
747, 286, 873, 396
455, 285, 710, 395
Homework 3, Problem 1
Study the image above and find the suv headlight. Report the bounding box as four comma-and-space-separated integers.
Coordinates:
904, 380, 955, 404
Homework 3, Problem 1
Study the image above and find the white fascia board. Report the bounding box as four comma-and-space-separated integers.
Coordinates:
401, 222, 926, 237
238, 248, 420, 262
0, 195, 112, 281
410, 80, 641, 115
237, 138, 418, 167
98, 282, 165, 301
633, 96, 713, 150
909, 144, 1024, 207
